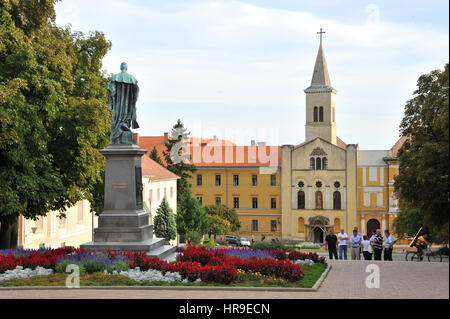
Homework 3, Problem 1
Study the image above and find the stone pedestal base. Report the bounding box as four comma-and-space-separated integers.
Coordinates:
81, 144, 176, 259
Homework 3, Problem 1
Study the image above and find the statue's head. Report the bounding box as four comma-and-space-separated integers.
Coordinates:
120, 62, 128, 72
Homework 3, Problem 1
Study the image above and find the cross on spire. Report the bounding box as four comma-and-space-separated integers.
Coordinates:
317, 27, 326, 45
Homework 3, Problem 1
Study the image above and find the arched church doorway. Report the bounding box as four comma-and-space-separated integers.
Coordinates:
367, 219, 380, 236
313, 227, 324, 244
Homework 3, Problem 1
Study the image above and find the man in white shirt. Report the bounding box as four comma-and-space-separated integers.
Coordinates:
338, 229, 348, 260
383, 230, 397, 261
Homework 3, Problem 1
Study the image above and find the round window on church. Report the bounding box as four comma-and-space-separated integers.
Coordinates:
334, 181, 341, 188
315, 181, 322, 188
298, 181, 305, 188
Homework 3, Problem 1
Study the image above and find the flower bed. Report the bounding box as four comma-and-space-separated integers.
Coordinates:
0, 246, 327, 287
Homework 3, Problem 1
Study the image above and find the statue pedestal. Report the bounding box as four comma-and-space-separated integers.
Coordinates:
81, 144, 176, 259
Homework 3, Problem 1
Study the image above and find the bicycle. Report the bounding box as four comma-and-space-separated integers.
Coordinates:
405, 247, 442, 262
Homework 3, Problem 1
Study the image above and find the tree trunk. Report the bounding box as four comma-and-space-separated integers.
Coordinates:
0, 218, 18, 249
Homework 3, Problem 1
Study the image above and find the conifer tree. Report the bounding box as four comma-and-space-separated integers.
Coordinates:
153, 197, 177, 242
149, 146, 164, 166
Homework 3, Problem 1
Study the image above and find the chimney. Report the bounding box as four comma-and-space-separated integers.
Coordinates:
251, 140, 256, 146
132, 133, 139, 145
164, 132, 169, 144
258, 141, 266, 147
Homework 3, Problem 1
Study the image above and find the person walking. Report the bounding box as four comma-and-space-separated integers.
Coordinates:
350, 229, 362, 260
373, 229, 383, 260
325, 229, 339, 260
337, 229, 348, 260
362, 235, 373, 260
383, 230, 396, 261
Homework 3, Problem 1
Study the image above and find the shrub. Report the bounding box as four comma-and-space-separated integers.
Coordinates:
186, 231, 202, 246
202, 237, 216, 248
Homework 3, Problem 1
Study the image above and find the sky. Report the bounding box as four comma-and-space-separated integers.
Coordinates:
55, 0, 449, 150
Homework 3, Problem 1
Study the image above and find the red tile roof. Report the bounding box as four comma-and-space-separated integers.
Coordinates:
141, 156, 179, 181
137, 135, 280, 168
385, 136, 408, 159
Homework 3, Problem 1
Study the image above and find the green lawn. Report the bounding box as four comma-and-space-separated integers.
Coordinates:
0, 263, 327, 289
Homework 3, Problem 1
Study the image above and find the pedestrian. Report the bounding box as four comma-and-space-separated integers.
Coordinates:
325, 229, 339, 259
337, 229, 348, 260
362, 235, 373, 260
350, 229, 362, 260
373, 229, 383, 260
383, 230, 396, 261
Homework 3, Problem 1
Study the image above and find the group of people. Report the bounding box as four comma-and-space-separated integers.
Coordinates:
325, 228, 397, 261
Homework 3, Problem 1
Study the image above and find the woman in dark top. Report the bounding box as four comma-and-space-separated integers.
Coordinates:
373, 229, 384, 260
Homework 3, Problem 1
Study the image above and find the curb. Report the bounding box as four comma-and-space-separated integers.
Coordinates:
0, 264, 331, 293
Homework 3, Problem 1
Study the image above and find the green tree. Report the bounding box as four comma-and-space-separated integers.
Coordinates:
149, 146, 164, 166
207, 215, 231, 240
394, 63, 449, 243
153, 197, 177, 242
176, 187, 209, 238
0, 0, 111, 248
204, 204, 241, 232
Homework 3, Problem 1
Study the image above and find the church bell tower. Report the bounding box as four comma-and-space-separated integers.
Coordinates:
304, 29, 337, 145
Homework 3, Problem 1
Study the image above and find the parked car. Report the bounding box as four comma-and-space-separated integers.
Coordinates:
225, 235, 239, 246
239, 237, 251, 247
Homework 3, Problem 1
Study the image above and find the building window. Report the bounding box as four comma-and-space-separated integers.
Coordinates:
315, 181, 322, 188
197, 197, 202, 205
334, 181, 340, 188
233, 197, 239, 209
310, 158, 315, 170
164, 188, 167, 198
149, 190, 152, 199
197, 174, 202, 186
319, 106, 324, 122
233, 175, 239, 186
313, 106, 318, 122
170, 187, 173, 198
252, 197, 258, 209
270, 174, 276, 186
297, 191, 305, 209
58, 217, 65, 229
323, 157, 328, 169
316, 157, 322, 170
271, 220, 277, 232
157, 188, 160, 200
333, 191, 341, 210
271, 198, 276, 209
298, 181, 305, 188
315, 191, 323, 209
215, 197, 222, 205
77, 201, 83, 223
36, 217, 44, 232
252, 175, 258, 186
215, 174, 221, 186
252, 220, 258, 232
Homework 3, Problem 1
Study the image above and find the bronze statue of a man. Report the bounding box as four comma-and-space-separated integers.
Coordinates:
107, 62, 140, 144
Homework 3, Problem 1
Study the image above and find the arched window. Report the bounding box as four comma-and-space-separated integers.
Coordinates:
297, 191, 305, 209
323, 157, 328, 169
316, 157, 322, 170
319, 106, 324, 122
298, 217, 305, 233
315, 191, 323, 209
333, 191, 341, 210
310, 158, 315, 170
313, 107, 318, 122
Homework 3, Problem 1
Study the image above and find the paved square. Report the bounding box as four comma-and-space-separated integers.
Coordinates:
0, 260, 447, 299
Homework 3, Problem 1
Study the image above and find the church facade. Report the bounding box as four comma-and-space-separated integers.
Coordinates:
280, 42, 404, 243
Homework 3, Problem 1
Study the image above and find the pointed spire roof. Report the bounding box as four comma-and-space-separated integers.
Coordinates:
304, 43, 337, 94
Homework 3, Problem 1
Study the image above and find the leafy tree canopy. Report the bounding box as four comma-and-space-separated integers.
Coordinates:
204, 204, 241, 232
0, 0, 111, 233
394, 63, 449, 243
